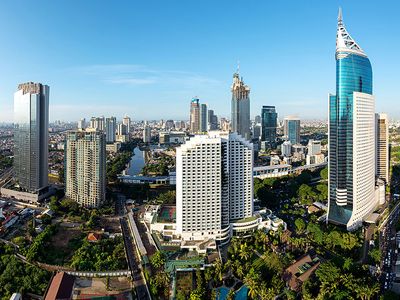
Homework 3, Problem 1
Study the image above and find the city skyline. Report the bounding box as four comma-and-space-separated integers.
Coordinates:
0, 1, 398, 122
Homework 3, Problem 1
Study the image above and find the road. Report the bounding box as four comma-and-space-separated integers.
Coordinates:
120, 217, 151, 300
379, 198, 400, 292
0, 167, 13, 187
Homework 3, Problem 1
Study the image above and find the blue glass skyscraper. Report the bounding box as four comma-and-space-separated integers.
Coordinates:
328, 9, 376, 230
261, 106, 277, 148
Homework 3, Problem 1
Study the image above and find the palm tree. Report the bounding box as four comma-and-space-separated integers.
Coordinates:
363, 283, 380, 300
354, 285, 369, 300
214, 258, 223, 283
243, 269, 261, 299
239, 243, 252, 261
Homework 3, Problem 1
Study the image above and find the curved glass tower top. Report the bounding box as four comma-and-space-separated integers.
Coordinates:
328, 8, 374, 228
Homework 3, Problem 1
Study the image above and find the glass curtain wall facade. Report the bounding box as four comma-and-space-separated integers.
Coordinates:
328, 9, 376, 230
261, 106, 277, 148
14, 82, 49, 193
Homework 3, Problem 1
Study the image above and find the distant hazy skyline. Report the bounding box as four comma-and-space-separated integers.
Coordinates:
0, 0, 399, 122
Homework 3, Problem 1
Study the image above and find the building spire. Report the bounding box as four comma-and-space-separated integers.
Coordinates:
336, 7, 366, 57
338, 7, 343, 25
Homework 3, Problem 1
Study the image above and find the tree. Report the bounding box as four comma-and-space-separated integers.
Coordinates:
155, 190, 176, 204
298, 184, 317, 205
294, 218, 306, 234
194, 268, 205, 299
315, 183, 328, 202
315, 262, 340, 284
238, 243, 252, 261
214, 258, 223, 283
283, 289, 296, 300
320, 167, 328, 180
150, 251, 166, 269
244, 268, 261, 299
368, 248, 381, 264
204, 266, 215, 283
306, 223, 324, 244
296, 170, 312, 185
226, 290, 235, 300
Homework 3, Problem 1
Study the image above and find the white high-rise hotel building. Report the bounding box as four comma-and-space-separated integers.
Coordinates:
176, 132, 253, 242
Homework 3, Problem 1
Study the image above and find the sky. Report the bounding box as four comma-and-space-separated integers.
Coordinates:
0, 0, 399, 122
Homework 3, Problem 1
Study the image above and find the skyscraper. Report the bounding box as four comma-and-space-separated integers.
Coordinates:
207, 109, 218, 130
200, 103, 208, 132
122, 115, 131, 134
176, 132, 253, 242
13, 82, 49, 193
189, 98, 200, 133
261, 106, 277, 148
328, 8, 376, 230
143, 121, 151, 143
65, 131, 106, 208
283, 116, 300, 145
105, 117, 116, 143
376, 113, 389, 183
231, 72, 250, 140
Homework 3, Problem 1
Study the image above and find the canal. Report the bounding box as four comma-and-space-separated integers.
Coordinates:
126, 147, 146, 176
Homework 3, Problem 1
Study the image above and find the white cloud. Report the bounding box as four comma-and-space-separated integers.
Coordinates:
70, 64, 222, 88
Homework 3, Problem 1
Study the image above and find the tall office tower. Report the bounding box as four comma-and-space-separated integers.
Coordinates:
143, 122, 151, 143
78, 118, 86, 130
328, 8, 376, 230
207, 109, 219, 130
255, 115, 261, 124
65, 131, 106, 208
231, 72, 251, 140
176, 132, 253, 241
14, 82, 49, 193
261, 106, 278, 148
283, 116, 301, 144
200, 103, 208, 132
122, 115, 131, 133
117, 123, 127, 136
105, 117, 116, 143
376, 113, 389, 183
307, 140, 321, 156
189, 98, 200, 133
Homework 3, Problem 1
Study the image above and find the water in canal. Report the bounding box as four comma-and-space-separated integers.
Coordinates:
127, 147, 146, 175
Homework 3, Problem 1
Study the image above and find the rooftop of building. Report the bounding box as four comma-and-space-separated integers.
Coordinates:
283, 253, 321, 291
44, 271, 75, 300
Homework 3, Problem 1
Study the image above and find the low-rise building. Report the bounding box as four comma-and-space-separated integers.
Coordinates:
283, 253, 321, 292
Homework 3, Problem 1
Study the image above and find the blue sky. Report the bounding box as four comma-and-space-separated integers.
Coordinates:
0, 0, 399, 122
